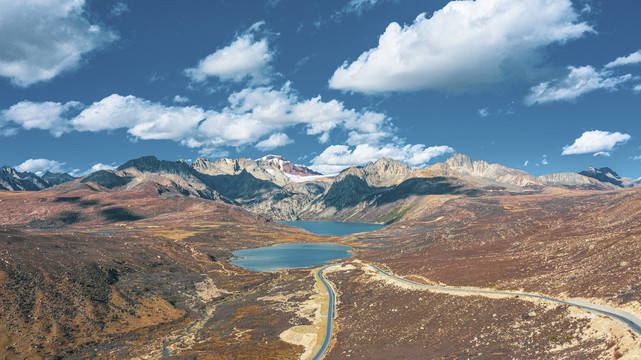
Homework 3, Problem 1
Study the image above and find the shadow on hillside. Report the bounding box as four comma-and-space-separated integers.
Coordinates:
81, 170, 132, 189
53, 196, 82, 203
58, 211, 83, 225
101, 207, 143, 222
321, 175, 474, 211
202, 170, 283, 203
27, 211, 85, 228
53, 196, 100, 208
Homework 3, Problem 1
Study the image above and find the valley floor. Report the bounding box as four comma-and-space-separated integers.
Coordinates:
2, 186, 641, 359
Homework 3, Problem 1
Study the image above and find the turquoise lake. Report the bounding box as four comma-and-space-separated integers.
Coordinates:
277, 221, 386, 236
230, 221, 385, 272
230, 243, 353, 272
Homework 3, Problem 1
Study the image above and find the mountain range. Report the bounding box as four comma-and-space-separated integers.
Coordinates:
3, 153, 639, 223
0, 166, 75, 191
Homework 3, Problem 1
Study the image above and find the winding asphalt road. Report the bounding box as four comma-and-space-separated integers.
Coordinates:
311, 265, 336, 360
309, 263, 641, 360
369, 264, 641, 335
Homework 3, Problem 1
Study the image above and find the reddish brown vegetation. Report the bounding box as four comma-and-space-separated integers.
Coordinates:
352, 188, 641, 304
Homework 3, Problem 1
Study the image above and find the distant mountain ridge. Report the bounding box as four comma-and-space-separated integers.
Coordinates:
42, 171, 76, 186
580, 166, 641, 188
5, 153, 639, 223
0, 166, 75, 191
421, 154, 613, 191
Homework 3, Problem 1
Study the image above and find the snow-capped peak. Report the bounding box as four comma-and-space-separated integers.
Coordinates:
257, 155, 322, 177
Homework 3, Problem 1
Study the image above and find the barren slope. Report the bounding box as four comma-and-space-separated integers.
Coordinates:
349, 188, 641, 305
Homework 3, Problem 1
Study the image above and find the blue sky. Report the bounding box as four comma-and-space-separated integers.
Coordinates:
1, 0, 640, 177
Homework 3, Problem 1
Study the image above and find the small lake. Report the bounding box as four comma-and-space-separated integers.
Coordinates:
278, 221, 385, 236
230, 243, 353, 272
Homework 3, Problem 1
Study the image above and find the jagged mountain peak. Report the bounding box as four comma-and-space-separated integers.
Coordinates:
116, 156, 159, 170
427, 154, 540, 189
336, 157, 411, 187
435, 153, 520, 174
259, 154, 284, 161
117, 155, 194, 176
42, 171, 76, 186
192, 157, 235, 171
191, 157, 209, 167
0, 165, 73, 191
444, 153, 475, 170
578, 166, 641, 188
81, 170, 132, 189
366, 158, 411, 181
257, 155, 321, 177
581, 166, 620, 178
365, 157, 408, 170
1, 165, 20, 178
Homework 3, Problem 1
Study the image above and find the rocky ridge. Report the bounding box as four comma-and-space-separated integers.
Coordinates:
422, 154, 611, 191
580, 166, 641, 188
0, 165, 75, 191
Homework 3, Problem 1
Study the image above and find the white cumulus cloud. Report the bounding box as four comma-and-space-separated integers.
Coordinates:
562, 130, 631, 156
185, 21, 273, 85
72, 94, 207, 141
329, 0, 592, 93
1, 100, 82, 137
173, 95, 189, 103
190, 83, 391, 149
605, 50, 641, 68
0, 0, 117, 87
310, 143, 454, 174
15, 159, 66, 176
344, 111, 394, 146
80, 163, 116, 176
3, 83, 391, 156
256, 133, 293, 150
525, 66, 631, 105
